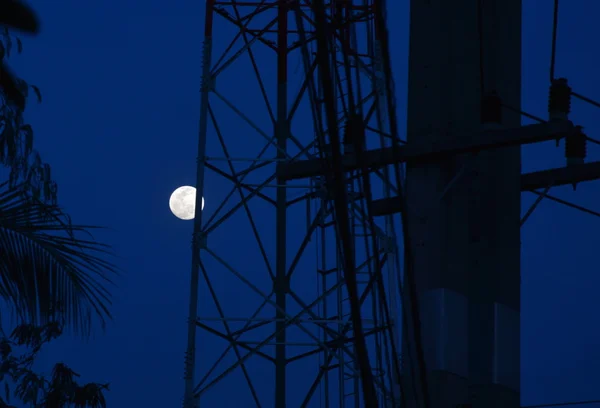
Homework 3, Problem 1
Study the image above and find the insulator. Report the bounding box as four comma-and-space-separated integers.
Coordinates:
480, 92, 502, 124
565, 125, 587, 162
548, 78, 571, 120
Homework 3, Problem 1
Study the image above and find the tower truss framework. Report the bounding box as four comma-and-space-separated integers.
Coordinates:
182, 1, 409, 407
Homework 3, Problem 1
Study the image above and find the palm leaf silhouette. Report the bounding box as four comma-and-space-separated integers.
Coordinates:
0, 181, 117, 335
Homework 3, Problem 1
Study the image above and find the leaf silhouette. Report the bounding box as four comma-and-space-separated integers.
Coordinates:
30, 84, 41, 103
0, 0, 40, 109
0, 181, 119, 336
0, 0, 39, 34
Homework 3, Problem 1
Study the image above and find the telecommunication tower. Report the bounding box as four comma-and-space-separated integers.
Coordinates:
182, 0, 406, 407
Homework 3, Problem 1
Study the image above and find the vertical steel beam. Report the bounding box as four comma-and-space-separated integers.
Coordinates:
183, 1, 215, 407
274, 2, 289, 407
402, 1, 521, 407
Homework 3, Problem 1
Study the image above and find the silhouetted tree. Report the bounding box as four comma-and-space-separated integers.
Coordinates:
0, 1, 118, 336
0, 0, 39, 110
0, 6, 112, 407
0, 317, 109, 407
0, 0, 45, 193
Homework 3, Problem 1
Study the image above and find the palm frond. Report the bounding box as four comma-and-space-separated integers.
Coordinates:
71, 382, 108, 408
0, 181, 118, 336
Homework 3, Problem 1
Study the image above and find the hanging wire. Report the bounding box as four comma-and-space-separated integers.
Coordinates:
501, 103, 546, 123
572, 91, 600, 109
527, 190, 600, 219
550, 0, 560, 81
585, 135, 600, 146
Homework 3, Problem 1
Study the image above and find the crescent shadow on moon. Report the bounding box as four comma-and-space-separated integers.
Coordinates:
169, 186, 205, 220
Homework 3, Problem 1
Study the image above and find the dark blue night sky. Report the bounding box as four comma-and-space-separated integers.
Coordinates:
6, 0, 600, 406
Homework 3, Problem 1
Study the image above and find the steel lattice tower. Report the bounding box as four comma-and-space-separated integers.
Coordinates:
182, 1, 406, 406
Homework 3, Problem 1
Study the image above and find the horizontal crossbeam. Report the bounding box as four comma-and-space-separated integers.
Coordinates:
277, 120, 574, 181
520, 161, 600, 190
370, 161, 600, 216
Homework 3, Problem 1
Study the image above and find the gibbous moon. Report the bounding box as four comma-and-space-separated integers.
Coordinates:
169, 186, 204, 220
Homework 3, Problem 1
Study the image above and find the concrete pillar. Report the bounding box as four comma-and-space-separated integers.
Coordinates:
402, 1, 522, 407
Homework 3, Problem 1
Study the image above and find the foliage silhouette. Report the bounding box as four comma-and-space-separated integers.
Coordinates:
0, 0, 39, 110
0, 5, 112, 406
0, 318, 109, 407
0, 181, 118, 336
0, 2, 119, 336
0, 0, 47, 199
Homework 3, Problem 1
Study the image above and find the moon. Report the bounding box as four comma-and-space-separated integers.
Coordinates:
169, 186, 204, 220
